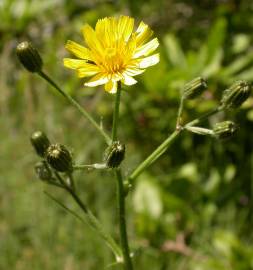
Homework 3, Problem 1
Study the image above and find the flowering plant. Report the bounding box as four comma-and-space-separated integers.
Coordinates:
17, 15, 251, 270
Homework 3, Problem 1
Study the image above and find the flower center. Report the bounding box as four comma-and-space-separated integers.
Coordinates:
103, 47, 125, 74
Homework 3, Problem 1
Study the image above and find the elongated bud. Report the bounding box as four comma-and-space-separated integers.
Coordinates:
16, 41, 43, 72
104, 141, 125, 168
34, 161, 52, 181
183, 77, 207, 99
213, 121, 238, 139
46, 144, 73, 172
30, 131, 50, 157
220, 80, 251, 109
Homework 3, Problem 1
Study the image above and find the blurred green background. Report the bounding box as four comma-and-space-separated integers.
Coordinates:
1, 0, 253, 269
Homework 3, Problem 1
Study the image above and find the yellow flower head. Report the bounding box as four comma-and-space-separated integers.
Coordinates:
63, 15, 159, 93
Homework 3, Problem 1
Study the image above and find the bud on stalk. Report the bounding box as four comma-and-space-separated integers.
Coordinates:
104, 141, 125, 168
213, 121, 238, 139
16, 41, 43, 73
183, 77, 207, 99
34, 161, 52, 181
220, 80, 251, 109
30, 131, 50, 157
46, 144, 73, 172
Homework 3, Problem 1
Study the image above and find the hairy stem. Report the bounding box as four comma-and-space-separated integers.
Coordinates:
128, 130, 181, 182
53, 171, 122, 260
38, 70, 111, 145
116, 169, 133, 270
112, 83, 133, 269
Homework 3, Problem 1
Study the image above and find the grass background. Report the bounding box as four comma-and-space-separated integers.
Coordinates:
1, 0, 253, 269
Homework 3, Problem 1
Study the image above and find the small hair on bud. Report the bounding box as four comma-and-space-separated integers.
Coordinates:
30, 131, 50, 158
34, 161, 52, 181
46, 144, 73, 172
104, 141, 125, 168
220, 80, 252, 110
16, 41, 43, 73
213, 121, 238, 140
183, 77, 208, 99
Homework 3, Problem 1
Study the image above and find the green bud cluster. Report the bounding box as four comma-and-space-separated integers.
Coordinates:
104, 141, 125, 168
221, 80, 251, 109
16, 41, 43, 73
46, 144, 73, 172
183, 77, 207, 99
213, 121, 238, 140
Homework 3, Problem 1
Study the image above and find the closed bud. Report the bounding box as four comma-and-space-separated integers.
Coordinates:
30, 131, 50, 157
34, 161, 52, 181
213, 121, 238, 139
104, 141, 125, 168
220, 80, 251, 109
183, 77, 207, 99
16, 41, 43, 73
46, 144, 73, 172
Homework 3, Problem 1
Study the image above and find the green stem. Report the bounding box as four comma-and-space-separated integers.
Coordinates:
185, 107, 221, 128
176, 97, 185, 129
38, 70, 111, 145
111, 82, 133, 269
52, 171, 122, 260
111, 81, 122, 142
116, 169, 133, 270
73, 163, 107, 170
128, 130, 181, 182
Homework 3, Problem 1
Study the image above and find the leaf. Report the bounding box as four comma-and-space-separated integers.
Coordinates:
163, 33, 187, 68
205, 17, 227, 63
202, 49, 223, 78
221, 51, 253, 79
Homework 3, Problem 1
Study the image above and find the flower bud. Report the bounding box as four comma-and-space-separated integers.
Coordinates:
30, 131, 50, 157
213, 121, 238, 139
183, 77, 207, 99
104, 141, 125, 168
34, 161, 52, 181
16, 41, 43, 73
220, 80, 251, 109
46, 144, 73, 172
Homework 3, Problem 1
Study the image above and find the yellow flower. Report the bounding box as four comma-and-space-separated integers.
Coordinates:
63, 15, 159, 93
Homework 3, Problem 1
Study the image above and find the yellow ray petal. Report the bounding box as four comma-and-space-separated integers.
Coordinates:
95, 18, 112, 47
105, 80, 118, 94
117, 16, 134, 42
136, 21, 153, 46
84, 73, 109, 87
82, 24, 104, 55
65, 40, 92, 60
77, 64, 100, 78
134, 38, 159, 58
124, 67, 145, 76
122, 74, 137, 85
138, 53, 160, 69
63, 58, 87, 69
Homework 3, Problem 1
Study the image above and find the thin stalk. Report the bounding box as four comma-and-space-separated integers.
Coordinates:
185, 107, 221, 128
73, 163, 107, 170
111, 82, 133, 269
128, 130, 181, 182
38, 70, 111, 145
116, 169, 133, 270
176, 97, 185, 129
111, 82, 122, 142
52, 171, 122, 260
